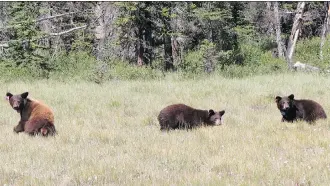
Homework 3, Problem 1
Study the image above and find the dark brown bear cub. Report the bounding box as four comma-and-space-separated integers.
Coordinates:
275, 94, 327, 123
158, 104, 225, 131
6, 92, 56, 136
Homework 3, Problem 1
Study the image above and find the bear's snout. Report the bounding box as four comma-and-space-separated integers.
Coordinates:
281, 103, 290, 110
214, 119, 221, 125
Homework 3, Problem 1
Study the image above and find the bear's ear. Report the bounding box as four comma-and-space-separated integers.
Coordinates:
208, 109, 215, 116
275, 96, 282, 103
288, 94, 294, 100
219, 110, 225, 116
21, 92, 29, 99
6, 92, 13, 100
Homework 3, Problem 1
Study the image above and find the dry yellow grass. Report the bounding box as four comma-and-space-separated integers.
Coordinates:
0, 73, 330, 185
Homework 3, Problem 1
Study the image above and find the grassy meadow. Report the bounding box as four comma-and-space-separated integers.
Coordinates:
0, 72, 330, 185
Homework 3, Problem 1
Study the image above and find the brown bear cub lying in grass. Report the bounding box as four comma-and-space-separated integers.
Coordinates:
158, 104, 225, 131
6, 92, 56, 136
275, 94, 327, 123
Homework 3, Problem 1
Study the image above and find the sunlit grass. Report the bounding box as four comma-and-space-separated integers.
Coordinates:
0, 72, 330, 185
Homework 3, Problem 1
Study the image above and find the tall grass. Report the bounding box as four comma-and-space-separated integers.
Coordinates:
0, 73, 330, 185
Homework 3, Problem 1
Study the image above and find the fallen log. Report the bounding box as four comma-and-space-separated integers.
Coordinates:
293, 61, 320, 72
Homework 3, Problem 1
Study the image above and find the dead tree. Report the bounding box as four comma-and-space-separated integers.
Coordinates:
94, 2, 105, 61
320, 2, 330, 60
266, 2, 275, 35
285, 2, 305, 69
38, 2, 52, 49
274, 1, 284, 58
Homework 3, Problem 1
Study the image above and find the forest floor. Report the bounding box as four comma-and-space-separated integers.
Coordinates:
1, 73, 330, 185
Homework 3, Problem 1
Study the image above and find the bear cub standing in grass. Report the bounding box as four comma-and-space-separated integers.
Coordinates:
6, 92, 56, 136
275, 94, 327, 123
158, 104, 225, 131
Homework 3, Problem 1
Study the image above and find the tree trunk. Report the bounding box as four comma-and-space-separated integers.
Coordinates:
94, 2, 105, 60
144, 7, 152, 66
274, 1, 284, 58
39, 2, 52, 49
137, 26, 144, 66
0, 2, 9, 40
163, 6, 174, 71
171, 37, 180, 67
266, 2, 271, 10
266, 2, 274, 36
320, 2, 330, 60
164, 35, 174, 71
207, 2, 214, 42
170, 2, 183, 67
96, 2, 119, 61
0, 2, 9, 55
285, 2, 305, 69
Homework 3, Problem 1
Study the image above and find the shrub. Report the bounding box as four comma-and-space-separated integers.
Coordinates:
108, 61, 164, 80
48, 51, 97, 81
0, 59, 40, 82
178, 40, 218, 77
295, 37, 330, 69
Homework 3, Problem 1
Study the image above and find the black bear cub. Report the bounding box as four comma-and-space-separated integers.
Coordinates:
158, 104, 225, 131
275, 94, 327, 123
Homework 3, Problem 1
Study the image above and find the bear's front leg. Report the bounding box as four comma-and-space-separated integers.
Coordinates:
13, 120, 25, 133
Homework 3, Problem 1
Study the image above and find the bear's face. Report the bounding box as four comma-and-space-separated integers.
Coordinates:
275, 94, 294, 115
6, 92, 29, 113
207, 110, 225, 125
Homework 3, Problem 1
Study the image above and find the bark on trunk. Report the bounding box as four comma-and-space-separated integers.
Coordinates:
171, 37, 180, 66
144, 8, 152, 65
164, 35, 174, 71
137, 26, 144, 66
320, 2, 330, 60
94, 2, 105, 60
266, 1, 274, 35
164, 7, 174, 71
274, 1, 284, 58
170, 3, 182, 67
39, 2, 52, 49
285, 2, 305, 69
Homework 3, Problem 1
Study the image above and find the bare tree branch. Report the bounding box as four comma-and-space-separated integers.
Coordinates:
0, 11, 91, 30
49, 25, 87, 36
36, 11, 79, 22
0, 25, 87, 48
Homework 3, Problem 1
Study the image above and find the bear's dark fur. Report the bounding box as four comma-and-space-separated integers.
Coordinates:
158, 104, 225, 131
275, 94, 327, 123
6, 92, 56, 136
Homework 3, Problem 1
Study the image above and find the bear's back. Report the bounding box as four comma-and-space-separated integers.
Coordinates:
159, 104, 193, 115
26, 98, 54, 124
158, 104, 192, 122
158, 104, 200, 130
295, 99, 327, 121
